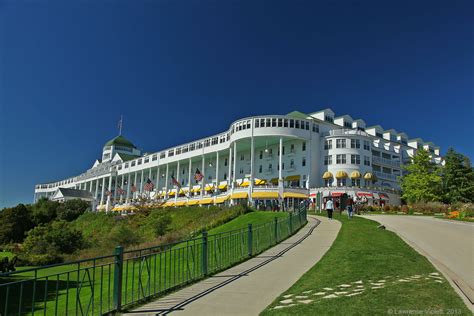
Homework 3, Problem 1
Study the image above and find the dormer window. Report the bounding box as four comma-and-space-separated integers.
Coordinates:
325, 115, 334, 123
344, 122, 352, 128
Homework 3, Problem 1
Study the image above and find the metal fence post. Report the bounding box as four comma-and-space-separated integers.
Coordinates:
247, 224, 253, 257
202, 231, 208, 276
274, 217, 278, 244
113, 246, 124, 312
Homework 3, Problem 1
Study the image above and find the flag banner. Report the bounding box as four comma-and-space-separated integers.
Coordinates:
171, 175, 181, 188
131, 184, 137, 192
117, 186, 126, 195
194, 168, 204, 182
144, 178, 154, 191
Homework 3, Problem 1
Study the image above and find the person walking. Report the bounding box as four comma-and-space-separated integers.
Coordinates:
325, 198, 334, 220
347, 196, 354, 219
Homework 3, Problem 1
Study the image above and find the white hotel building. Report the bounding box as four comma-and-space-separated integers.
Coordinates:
34, 109, 443, 210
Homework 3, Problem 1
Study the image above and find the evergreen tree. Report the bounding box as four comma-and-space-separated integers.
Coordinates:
441, 148, 474, 203
400, 149, 442, 203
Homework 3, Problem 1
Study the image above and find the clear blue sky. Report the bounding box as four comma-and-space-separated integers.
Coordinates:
0, 0, 472, 208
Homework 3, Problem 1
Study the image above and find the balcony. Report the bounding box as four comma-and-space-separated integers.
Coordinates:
372, 156, 400, 167
324, 129, 369, 137
374, 171, 398, 181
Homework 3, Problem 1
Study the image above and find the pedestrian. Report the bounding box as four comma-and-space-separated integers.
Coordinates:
347, 196, 354, 219
326, 198, 334, 219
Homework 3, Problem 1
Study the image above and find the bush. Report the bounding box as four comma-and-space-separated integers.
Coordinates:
22, 221, 84, 259
409, 202, 449, 215
106, 224, 143, 247
154, 214, 172, 237
383, 205, 391, 213
0, 204, 34, 244
401, 205, 409, 214
57, 199, 90, 221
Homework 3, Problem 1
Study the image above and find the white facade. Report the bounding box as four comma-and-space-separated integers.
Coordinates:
34, 109, 443, 209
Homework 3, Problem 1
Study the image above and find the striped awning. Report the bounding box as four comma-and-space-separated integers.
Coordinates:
252, 191, 279, 199
231, 192, 248, 199
240, 181, 250, 187
364, 173, 375, 180
356, 191, 373, 197
322, 172, 333, 179
199, 198, 214, 205
336, 171, 348, 179
175, 201, 186, 206
350, 171, 361, 179
186, 200, 199, 206
205, 184, 215, 192
168, 191, 176, 197
215, 195, 230, 204
282, 192, 308, 199
163, 201, 175, 207
285, 175, 300, 181
218, 183, 228, 190
254, 179, 267, 185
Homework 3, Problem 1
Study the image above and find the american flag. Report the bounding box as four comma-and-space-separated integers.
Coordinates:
105, 189, 112, 196
117, 186, 126, 195
171, 175, 181, 188
131, 184, 137, 192
144, 178, 154, 191
194, 168, 204, 182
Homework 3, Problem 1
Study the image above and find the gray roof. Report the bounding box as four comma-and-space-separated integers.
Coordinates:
58, 188, 93, 199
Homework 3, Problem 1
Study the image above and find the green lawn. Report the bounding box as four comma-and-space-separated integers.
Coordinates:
1, 210, 300, 315
261, 214, 470, 315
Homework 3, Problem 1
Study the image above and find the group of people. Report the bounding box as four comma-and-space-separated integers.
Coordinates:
324, 196, 355, 220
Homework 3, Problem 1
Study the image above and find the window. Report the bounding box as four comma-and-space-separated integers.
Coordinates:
352, 179, 361, 187
302, 142, 306, 151
336, 154, 346, 164
130, 161, 135, 167
152, 155, 157, 161
241, 154, 244, 160
282, 162, 285, 170
168, 150, 174, 157
305, 122, 310, 130
255, 119, 260, 128
290, 159, 294, 168
312, 124, 319, 133
324, 155, 332, 165
259, 165, 262, 173
224, 158, 228, 166
189, 143, 195, 151
344, 122, 352, 128
284, 119, 288, 127
247, 120, 251, 129
363, 140, 370, 150
175, 148, 181, 155
351, 154, 360, 164
295, 120, 300, 129
144, 157, 149, 163
259, 151, 263, 159
376, 132, 383, 138
239, 168, 243, 174
282, 146, 285, 155
290, 144, 295, 153
324, 140, 332, 150
272, 118, 276, 127
364, 156, 371, 166
268, 163, 273, 170
197, 142, 203, 149
336, 139, 346, 148
212, 137, 218, 145
383, 167, 392, 174
289, 119, 294, 128
351, 139, 360, 148
302, 157, 306, 167
337, 178, 346, 186
224, 173, 227, 180
278, 118, 283, 127
325, 115, 333, 123
204, 139, 210, 147
325, 179, 332, 187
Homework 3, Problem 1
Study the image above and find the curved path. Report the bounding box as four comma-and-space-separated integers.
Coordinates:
125, 215, 341, 315
363, 215, 474, 311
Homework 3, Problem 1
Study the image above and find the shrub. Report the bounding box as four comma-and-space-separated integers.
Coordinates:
154, 214, 172, 237
106, 224, 143, 247
30, 198, 62, 225
0, 204, 34, 244
383, 205, 391, 213
409, 202, 449, 215
22, 221, 84, 258
57, 199, 90, 221
401, 205, 409, 214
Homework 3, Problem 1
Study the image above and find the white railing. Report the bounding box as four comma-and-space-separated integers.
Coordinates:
372, 156, 400, 167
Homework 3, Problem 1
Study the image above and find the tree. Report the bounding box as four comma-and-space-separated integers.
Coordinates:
30, 197, 62, 225
58, 199, 90, 221
400, 149, 442, 203
0, 204, 34, 244
441, 148, 474, 203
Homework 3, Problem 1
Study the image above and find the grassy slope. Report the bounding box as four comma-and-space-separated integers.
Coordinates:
1, 210, 289, 315
262, 214, 470, 315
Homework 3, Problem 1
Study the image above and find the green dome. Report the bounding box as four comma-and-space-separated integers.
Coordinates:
104, 135, 136, 149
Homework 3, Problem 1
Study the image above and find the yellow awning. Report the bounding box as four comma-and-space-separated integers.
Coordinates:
215, 195, 230, 204
270, 178, 279, 185
186, 200, 199, 206
254, 179, 267, 185
163, 201, 175, 207
322, 171, 333, 179
199, 198, 214, 205
191, 187, 201, 193
336, 171, 348, 179
364, 172, 375, 180
240, 181, 250, 187
252, 191, 279, 199
205, 185, 215, 192
168, 191, 176, 197
218, 183, 228, 190
175, 201, 186, 206
285, 175, 301, 181
231, 192, 248, 199
350, 171, 361, 179
283, 192, 308, 199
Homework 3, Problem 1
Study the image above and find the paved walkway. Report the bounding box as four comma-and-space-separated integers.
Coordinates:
124, 215, 341, 315
363, 215, 474, 311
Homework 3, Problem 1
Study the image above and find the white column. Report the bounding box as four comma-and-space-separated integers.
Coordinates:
156, 166, 160, 200
148, 168, 152, 200
126, 173, 131, 203
165, 164, 169, 198
100, 177, 106, 205
201, 155, 205, 198
140, 169, 144, 196
94, 178, 99, 202
176, 161, 180, 202
215, 151, 219, 190
133, 171, 137, 200
279, 137, 284, 208
249, 136, 255, 203
188, 158, 192, 193
306, 140, 310, 189
113, 174, 118, 202
106, 174, 112, 212
232, 142, 237, 190
228, 147, 232, 190
120, 175, 125, 203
